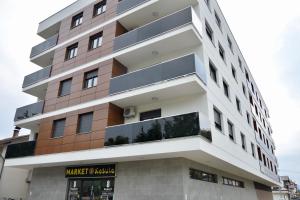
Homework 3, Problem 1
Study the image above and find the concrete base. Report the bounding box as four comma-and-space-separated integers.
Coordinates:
28, 158, 273, 200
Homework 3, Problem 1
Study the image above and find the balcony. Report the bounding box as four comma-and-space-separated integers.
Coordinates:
14, 101, 44, 122
117, 0, 151, 15
30, 34, 58, 67
115, 7, 196, 51
105, 112, 211, 147
5, 141, 36, 159
110, 54, 206, 95
259, 161, 280, 182
23, 65, 52, 88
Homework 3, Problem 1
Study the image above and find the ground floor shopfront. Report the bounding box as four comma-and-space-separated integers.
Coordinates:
27, 158, 273, 200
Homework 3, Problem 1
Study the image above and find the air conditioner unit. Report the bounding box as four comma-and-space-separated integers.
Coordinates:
124, 107, 136, 118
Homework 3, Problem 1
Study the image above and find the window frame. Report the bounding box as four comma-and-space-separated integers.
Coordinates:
52, 118, 66, 138
218, 42, 226, 62
227, 120, 235, 142
209, 61, 218, 84
205, 21, 214, 44
58, 78, 72, 97
240, 132, 246, 151
93, 0, 107, 17
65, 43, 78, 60
140, 109, 162, 121
214, 11, 222, 31
222, 79, 230, 99
190, 168, 218, 183
214, 107, 223, 132
77, 112, 94, 134
71, 12, 83, 29
88, 32, 103, 50
83, 69, 98, 89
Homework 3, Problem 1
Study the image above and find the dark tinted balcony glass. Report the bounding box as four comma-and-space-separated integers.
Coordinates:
22, 65, 52, 88
109, 54, 207, 94
30, 34, 59, 58
105, 112, 212, 146
14, 101, 44, 121
117, 0, 150, 15
113, 7, 193, 51
5, 141, 36, 159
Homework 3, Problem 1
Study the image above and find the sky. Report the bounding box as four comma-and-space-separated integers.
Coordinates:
0, 0, 299, 185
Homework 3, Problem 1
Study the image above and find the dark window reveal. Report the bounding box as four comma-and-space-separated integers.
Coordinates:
190, 168, 218, 183
223, 80, 230, 98
93, 1, 107, 17
71, 12, 83, 28
209, 61, 218, 83
89, 32, 103, 50
241, 133, 246, 150
59, 78, 72, 97
140, 109, 161, 121
65, 43, 78, 60
228, 120, 235, 141
84, 69, 98, 89
214, 107, 222, 131
52, 118, 66, 138
205, 21, 214, 43
77, 112, 93, 133
219, 43, 225, 61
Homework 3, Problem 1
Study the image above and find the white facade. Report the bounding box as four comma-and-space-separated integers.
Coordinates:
7, 0, 280, 194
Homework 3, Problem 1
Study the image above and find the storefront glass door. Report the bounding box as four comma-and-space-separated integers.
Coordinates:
67, 178, 114, 200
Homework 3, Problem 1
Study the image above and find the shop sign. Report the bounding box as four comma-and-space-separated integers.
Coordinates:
65, 164, 115, 178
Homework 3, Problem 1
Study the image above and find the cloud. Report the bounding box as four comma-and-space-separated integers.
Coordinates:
277, 18, 300, 100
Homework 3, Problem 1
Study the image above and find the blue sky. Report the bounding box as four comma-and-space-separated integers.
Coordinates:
0, 0, 300, 185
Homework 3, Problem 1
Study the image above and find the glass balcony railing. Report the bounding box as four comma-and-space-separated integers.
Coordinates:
23, 65, 52, 88
14, 101, 44, 122
109, 54, 207, 94
113, 7, 193, 51
105, 112, 212, 147
5, 141, 36, 159
30, 34, 58, 58
117, 0, 150, 15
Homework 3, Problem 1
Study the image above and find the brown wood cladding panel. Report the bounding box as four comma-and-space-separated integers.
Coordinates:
57, 0, 119, 44
107, 103, 124, 127
112, 59, 128, 77
35, 104, 109, 155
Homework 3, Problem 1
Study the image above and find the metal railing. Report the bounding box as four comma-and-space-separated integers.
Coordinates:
14, 101, 44, 122
109, 54, 207, 94
117, 0, 151, 15
22, 65, 52, 88
30, 34, 58, 58
5, 141, 36, 159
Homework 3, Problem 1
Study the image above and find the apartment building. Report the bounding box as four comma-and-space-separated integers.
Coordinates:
4, 0, 280, 199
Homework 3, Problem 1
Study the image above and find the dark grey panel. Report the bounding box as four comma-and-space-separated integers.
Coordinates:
14, 101, 44, 121
109, 54, 207, 94
105, 112, 212, 147
5, 141, 36, 159
117, 0, 150, 15
114, 7, 192, 51
23, 65, 52, 88
30, 34, 59, 58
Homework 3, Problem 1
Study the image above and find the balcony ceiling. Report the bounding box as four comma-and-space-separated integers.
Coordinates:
115, 28, 201, 69
119, 0, 198, 30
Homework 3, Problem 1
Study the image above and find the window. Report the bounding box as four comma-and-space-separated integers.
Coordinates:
190, 168, 218, 183
65, 43, 78, 60
245, 70, 250, 82
253, 119, 258, 132
263, 154, 267, 166
218, 43, 225, 61
251, 143, 255, 158
251, 82, 255, 93
214, 107, 222, 132
227, 120, 235, 141
275, 165, 278, 175
266, 139, 269, 149
93, 0, 107, 16
228, 36, 233, 53
223, 80, 230, 98
271, 146, 274, 154
58, 78, 72, 97
231, 65, 236, 80
236, 97, 241, 113
77, 112, 93, 133
140, 109, 161, 121
67, 178, 114, 200
259, 128, 262, 140
223, 177, 244, 188
204, 0, 210, 9
214, 11, 222, 31
52, 118, 66, 138
249, 93, 253, 105
209, 61, 218, 83
205, 21, 214, 43
242, 83, 246, 96
257, 146, 262, 161
71, 12, 83, 28
84, 69, 98, 89
241, 133, 246, 150
238, 57, 242, 69
89, 32, 103, 50
246, 112, 251, 126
